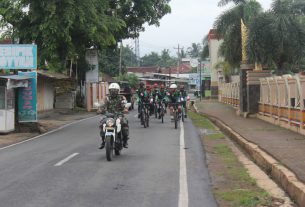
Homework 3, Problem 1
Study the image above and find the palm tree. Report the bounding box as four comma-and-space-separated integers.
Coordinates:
187, 43, 202, 58
214, 0, 263, 68
248, 0, 305, 74
218, 0, 247, 7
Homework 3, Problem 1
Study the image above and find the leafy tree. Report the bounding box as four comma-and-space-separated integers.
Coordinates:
116, 73, 138, 88
122, 44, 137, 67
214, 0, 262, 68
159, 49, 176, 67
99, 45, 121, 77
187, 43, 202, 58
140, 52, 160, 67
0, 0, 171, 74
180, 48, 187, 59
248, 0, 305, 74
201, 35, 209, 60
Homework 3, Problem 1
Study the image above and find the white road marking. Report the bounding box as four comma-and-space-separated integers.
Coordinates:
0, 116, 99, 151
54, 153, 79, 166
134, 114, 138, 118
179, 120, 189, 207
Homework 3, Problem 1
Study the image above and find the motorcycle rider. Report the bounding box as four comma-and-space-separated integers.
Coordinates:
179, 85, 188, 118
167, 83, 181, 120
99, 83, 129, 149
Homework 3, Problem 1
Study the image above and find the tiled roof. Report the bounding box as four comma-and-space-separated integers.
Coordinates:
160, 63, 192, 74
127, 66, 160, 73
208, 29, 222, 40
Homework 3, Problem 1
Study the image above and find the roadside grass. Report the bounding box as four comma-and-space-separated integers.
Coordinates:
206, 133, 225, 140
189, 110, 273, 207
188, 111, 215, 130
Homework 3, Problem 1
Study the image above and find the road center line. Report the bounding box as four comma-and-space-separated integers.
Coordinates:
54, 153, 79, 166
179, 121, 189, 207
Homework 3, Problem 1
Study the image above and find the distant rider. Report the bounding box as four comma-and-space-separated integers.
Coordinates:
179, 85, 188, 118
167, 83, 181, 120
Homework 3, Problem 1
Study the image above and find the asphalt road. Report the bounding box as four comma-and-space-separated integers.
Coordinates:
0, 109, 217, 207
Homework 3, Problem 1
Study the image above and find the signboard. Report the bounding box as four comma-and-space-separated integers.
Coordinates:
0, 44, 37, 69
18, 71, 37, 122
85, 49, 99, 83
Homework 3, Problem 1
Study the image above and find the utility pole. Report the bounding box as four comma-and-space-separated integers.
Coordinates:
174, 44, 183, 78
200, 59, 202, 101
119, 41, 122, 76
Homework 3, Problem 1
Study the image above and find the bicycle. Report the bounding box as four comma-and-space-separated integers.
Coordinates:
139, 102, 150, 128
170, 102, 181, 129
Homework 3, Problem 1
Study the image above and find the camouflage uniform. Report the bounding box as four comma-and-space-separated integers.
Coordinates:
100, 95, 129, 141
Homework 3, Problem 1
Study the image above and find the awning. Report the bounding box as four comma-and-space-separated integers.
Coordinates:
0, 75, 31, 80
0, 75, 31, 89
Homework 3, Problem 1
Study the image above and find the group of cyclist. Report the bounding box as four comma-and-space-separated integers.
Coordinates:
136, 82, 189, 121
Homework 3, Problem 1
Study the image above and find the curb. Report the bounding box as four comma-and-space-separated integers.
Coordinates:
194, 104, 305, 207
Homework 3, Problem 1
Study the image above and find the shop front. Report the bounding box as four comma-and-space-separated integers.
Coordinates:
0, 75, 29, 133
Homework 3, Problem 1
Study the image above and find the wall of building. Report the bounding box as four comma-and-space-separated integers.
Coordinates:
37, 77, 55, 112
209, 37, 223, 97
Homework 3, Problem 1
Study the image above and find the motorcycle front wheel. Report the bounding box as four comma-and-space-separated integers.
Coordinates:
105, 136, 113, 161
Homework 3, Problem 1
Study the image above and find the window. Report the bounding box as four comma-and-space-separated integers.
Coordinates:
6, 89, 14, 109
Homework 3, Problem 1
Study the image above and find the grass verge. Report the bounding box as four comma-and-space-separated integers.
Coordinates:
189, 110, 273, 207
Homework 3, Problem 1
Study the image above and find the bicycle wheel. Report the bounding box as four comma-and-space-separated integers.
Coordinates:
146, 108, 150, 127
181, 107, 184, 122
174, 111, 178, 129
154, 104, 158, 118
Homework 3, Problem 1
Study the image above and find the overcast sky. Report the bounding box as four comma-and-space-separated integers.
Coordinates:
123, 0, 273, 57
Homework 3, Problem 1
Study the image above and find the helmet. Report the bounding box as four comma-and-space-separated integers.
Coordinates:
139, 82, 145, 87
109, 83, 120, 91
170, 84, 177, 89
153, 83, 158, 88
109, 82, 120, 97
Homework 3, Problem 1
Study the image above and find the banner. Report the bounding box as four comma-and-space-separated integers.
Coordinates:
18, 71, 37, 122
0, 44, 37, 69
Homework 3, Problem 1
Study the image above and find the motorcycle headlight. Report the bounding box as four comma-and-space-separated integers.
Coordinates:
106, 118, 115, 127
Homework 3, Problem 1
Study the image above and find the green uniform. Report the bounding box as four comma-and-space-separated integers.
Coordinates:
100, 95, 129, 138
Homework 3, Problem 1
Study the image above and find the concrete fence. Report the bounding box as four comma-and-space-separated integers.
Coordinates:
219, 82, 240, 108
86, 82, 109, 112
258, 75, 305, 135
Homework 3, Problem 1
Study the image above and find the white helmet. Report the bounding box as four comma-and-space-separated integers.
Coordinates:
109, 83, 120, 91
170, 84, 177, 89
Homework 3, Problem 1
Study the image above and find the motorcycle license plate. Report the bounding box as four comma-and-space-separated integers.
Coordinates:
105, 132, 114, 136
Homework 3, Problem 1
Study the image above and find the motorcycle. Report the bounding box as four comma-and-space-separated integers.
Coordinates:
97, 102, 131, 161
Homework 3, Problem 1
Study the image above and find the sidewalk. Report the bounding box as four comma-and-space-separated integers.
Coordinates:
0, 109, 97, 148
195, 100, 305, 206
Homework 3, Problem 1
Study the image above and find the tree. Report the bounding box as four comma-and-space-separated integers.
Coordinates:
180, 49, 187, 59
116, 73, 138, 88
201, 35, 209, 60
248, 0, 305, 74
122, 44, 137, 67
159, 49, 176, 67
214, 0, 262, 68
0, 0, 171, 73
187, 43, 202, 58
141, 52, 160, 67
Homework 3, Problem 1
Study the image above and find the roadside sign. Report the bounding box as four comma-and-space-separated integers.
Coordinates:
18, 71, 37, 122
0, 44, 37, 69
